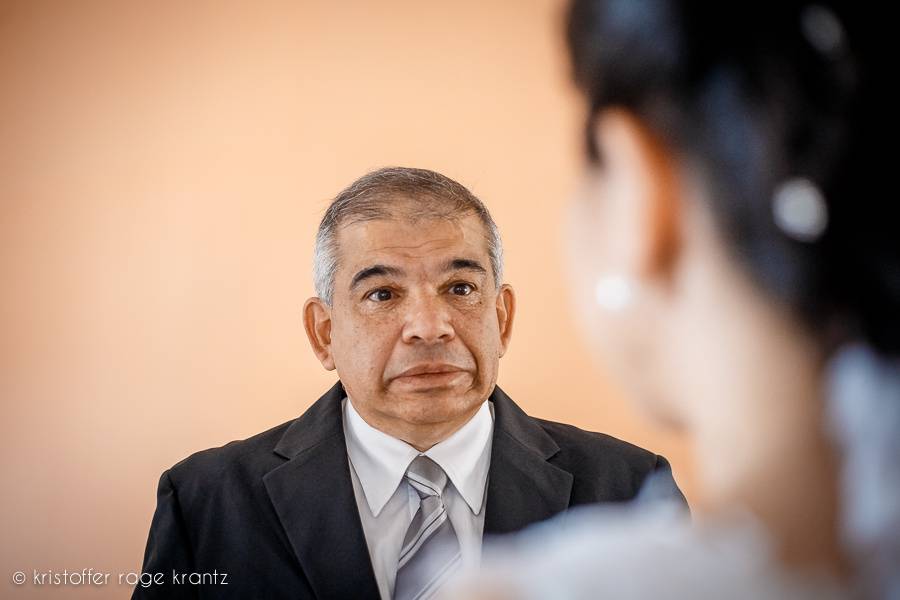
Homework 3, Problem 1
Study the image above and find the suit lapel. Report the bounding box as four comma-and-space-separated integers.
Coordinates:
484, 386, 574, 534
263, 382, 380, 600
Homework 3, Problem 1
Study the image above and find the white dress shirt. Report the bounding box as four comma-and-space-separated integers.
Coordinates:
342, 396, 494, 600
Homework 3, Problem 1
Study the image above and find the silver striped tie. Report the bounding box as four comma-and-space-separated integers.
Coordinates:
393, 456, 461, 600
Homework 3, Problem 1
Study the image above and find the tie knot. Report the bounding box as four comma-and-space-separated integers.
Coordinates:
405, 455, 448, 499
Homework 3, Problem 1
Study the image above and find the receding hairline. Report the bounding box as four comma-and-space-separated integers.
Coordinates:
332, 204, 498, 267
332, 192, 489, 229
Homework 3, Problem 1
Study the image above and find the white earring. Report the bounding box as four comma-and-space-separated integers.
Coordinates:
594, 275, 635, 311
772, 177, 829, 242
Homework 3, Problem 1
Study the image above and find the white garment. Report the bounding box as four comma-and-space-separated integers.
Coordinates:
470, 503, 846, 600
827, 344, 900, 598
342, 396, 493, 600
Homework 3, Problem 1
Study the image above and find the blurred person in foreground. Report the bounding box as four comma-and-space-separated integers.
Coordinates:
133, 166, 686, 600
453, 1, 896, 598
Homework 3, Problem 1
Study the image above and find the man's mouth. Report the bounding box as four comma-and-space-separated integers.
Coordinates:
390, 363, 470, 389
396, 363, 464, 377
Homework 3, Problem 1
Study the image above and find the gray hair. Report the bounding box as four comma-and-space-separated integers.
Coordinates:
314, 167, 503, 305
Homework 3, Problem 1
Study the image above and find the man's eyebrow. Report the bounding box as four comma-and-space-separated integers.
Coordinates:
349, 264, 405, 290
441, 258, 488, 275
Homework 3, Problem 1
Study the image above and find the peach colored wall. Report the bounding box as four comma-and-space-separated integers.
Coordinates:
1, 1, 692, 597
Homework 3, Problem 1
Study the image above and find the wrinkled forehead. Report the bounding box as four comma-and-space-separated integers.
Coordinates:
334, 212, 492, 277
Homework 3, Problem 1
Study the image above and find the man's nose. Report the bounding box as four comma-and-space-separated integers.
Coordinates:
400, 293, 455, 344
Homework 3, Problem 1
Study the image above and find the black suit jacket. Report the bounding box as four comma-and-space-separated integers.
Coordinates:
133, 382, 685, 599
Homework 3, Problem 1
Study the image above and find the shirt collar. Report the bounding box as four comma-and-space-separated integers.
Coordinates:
342, 396, 493, 517
424, 401, 493, 515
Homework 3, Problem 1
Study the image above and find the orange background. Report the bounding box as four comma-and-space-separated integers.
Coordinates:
0, 1, 692, 597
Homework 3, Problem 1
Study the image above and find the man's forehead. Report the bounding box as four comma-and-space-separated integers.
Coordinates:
335, 214, 491, 269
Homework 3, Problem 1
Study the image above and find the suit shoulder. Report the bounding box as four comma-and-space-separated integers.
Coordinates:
534, 417, 660, 472
165, 418, 294, 492
533, 417, 678, 503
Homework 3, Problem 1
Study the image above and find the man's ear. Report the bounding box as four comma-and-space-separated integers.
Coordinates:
594, 108, 681, 282
495, 284, 516, 357
303, 297, 335, 371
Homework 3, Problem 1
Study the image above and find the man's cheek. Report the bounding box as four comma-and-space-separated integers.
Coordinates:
358, 346, 386, 377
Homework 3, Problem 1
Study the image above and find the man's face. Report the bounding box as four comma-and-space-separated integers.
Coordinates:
305, 209, 514, 443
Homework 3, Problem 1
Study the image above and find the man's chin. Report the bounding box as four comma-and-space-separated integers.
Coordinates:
387, 390, 481, 426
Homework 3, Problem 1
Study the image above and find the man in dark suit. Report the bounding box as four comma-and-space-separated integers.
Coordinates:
133, 167, 685, 600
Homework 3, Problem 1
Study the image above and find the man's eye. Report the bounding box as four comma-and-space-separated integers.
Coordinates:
366, 289, 393, 302
450, 283, 474, 296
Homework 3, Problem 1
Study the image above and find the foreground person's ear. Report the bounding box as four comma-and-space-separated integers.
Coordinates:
303, 297, 335, 370
593, 108, 682, 286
